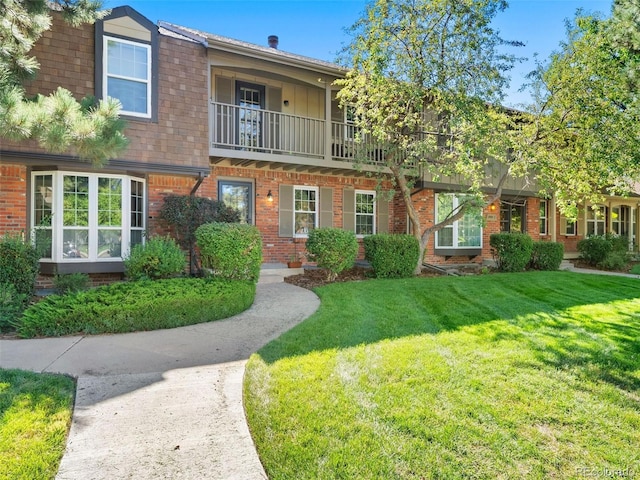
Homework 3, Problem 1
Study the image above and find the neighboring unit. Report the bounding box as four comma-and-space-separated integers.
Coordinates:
1, 6, 638, 286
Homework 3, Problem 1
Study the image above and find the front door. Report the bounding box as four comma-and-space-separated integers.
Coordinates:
218, 180, 253, 224
236, 81, 265, 149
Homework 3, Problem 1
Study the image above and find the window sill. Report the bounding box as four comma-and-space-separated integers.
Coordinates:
434, 248, 482, 257
40, 261, 125, 275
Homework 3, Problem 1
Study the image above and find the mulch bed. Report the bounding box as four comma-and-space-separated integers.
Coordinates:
284, 266, 373, 290
284, 265, 443, 290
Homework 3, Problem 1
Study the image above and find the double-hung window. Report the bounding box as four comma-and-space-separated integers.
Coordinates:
32, 172, 145, 263
355, 190, 375, 236
435, 193, 482, 249
294, 187, 318, 236
104, 36, 151, 118
587, 205, 606, 236
539, 200, 548, 235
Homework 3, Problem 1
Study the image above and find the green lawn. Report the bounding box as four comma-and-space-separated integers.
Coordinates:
244, 271, 640, 479
0, 369, 75, 480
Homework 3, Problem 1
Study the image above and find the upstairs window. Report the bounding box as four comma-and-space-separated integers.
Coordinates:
104, 36, 151, 118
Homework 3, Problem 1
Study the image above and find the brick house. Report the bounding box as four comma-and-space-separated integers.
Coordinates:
1, 6, 638, 286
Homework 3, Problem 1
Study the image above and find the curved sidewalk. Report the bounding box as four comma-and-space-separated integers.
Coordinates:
0, 282, 320, 480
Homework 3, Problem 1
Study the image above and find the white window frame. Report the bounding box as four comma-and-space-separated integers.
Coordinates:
435, 193, 483, 249
587, 205, 606, 236
564, 218, 577, 236
31, 171, 146, 263
355, 190, 376, 237
293, 186, 318, 238
539, 199, 548, 236
103, 36, 152, 118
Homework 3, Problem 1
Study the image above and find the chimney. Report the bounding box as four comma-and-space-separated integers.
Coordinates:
268, 35, 279, 49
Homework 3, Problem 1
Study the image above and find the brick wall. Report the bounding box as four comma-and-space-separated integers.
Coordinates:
205, 166, 393, 263
123, 34, 209, 168
0, 164, 27, 234
2, 12, 210, 170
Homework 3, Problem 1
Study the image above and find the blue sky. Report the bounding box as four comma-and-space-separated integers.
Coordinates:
104, 0, 613, 106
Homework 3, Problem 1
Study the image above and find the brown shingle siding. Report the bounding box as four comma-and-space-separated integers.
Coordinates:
4, 11, 209, 171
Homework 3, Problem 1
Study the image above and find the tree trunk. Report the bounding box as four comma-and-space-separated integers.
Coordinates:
391, 164, 511, 276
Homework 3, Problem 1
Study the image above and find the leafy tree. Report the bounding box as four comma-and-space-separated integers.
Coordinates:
337, 0, 524, 273
338, 0, 640, 275
0, 0, 128, 165
521, 1, 640, 218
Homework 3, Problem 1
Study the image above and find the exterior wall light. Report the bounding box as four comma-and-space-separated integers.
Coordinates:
267, 190, 273, 202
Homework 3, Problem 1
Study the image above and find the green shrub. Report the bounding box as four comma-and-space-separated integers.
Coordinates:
597, 250, 628, 271
306, 228, 358, 281
0, 234, 40, 303
0, 282, 27, 331
160, 194, 241, 274
53, 273, 89, 295
489, 233, 533, 272
124, 236, 186, 280
578, 233, 629, 268
578, 235, 612, 266
529, 241, 564, 271
195, 223, 262, 282
364, 234, 419, 278
16, 277, 255, 338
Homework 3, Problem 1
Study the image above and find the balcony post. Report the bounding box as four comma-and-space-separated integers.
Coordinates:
325, 83, 332, 162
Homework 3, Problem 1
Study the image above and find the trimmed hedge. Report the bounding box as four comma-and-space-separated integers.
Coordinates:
306, 228, 358, 281
196, 223, 262, 282
529, 241, 564, 271
0, 234, 40, 303
124, 236, 186, 280
16, 278, 256, 338
364, 234, 420, 278
490, 232, 533, 272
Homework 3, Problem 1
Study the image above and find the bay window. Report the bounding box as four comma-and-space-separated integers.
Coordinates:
32, 172, 145, 263
435, 193, 482, 252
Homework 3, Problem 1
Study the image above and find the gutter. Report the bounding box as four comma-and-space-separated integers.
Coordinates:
159, 21, 209, 48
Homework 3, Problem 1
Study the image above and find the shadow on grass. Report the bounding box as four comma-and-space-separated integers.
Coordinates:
257, 271, 640, 393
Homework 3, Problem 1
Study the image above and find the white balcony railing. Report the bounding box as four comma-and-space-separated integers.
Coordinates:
209, 101, 406, 169
210, 101, 325, 159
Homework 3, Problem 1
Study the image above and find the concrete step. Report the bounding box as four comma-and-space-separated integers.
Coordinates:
560, 260, 575, 271
258, 264, 303, 284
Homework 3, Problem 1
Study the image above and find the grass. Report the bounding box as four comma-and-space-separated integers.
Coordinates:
244, 271, 640, 479
0, 369, 75, 480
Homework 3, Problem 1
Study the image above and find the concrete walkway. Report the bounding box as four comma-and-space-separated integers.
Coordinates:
0, 281, 320, 480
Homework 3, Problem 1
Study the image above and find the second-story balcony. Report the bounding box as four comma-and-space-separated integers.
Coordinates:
209, 101, 392, 174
